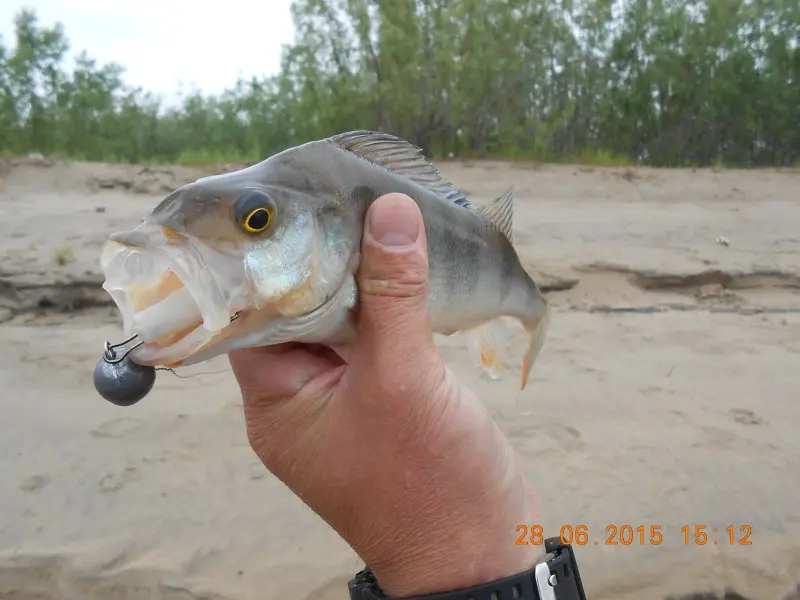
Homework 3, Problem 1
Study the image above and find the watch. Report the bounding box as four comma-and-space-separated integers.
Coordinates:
348, 537, 587, 600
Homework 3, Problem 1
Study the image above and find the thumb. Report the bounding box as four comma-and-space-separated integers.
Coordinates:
356, 194, 433, 353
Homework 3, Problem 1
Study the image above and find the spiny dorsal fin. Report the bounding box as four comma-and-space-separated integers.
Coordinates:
477, 186, 514, 244
327, 130, 470, 207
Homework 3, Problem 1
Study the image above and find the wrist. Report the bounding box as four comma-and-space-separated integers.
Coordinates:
369, 531, 543, 599
358, 458, 542, 597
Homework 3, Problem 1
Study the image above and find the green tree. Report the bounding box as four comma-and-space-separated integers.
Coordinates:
0, 1, 797, 166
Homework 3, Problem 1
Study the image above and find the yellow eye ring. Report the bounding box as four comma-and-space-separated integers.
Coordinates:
242, 207, 273, 233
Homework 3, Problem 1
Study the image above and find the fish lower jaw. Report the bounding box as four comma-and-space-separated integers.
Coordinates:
130, 322, 217, 367
120, 280, 237, 366
127, 299, 231, 364
129, 305, 250, 367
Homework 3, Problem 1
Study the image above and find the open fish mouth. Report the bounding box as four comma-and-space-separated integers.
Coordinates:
99, 226, 240, 367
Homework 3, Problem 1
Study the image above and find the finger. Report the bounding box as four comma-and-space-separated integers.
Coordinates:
229, 343, 336, 403
355, 194, 435, 359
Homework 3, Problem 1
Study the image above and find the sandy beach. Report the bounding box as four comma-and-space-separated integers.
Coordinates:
0, 156, 798, 600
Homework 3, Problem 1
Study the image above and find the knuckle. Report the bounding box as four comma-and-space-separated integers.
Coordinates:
359, 265, 428, 299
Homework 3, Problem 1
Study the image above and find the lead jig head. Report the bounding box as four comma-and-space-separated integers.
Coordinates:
93, 335, 156, 406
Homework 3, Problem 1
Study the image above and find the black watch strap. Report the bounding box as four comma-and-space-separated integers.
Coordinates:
348, 537, 587, 600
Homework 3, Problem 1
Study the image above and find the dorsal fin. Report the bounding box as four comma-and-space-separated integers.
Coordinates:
477, 186, 514, 244
327, 130, 470, 207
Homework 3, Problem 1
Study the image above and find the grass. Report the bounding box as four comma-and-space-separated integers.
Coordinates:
2, 145, 788, 171
571, 148, 633, 166
51, 246, 75, 266
175, 147, 261, 167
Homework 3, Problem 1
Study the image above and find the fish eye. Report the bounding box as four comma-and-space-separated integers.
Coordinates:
234, 190, 276, 234
243, 207, 272, 233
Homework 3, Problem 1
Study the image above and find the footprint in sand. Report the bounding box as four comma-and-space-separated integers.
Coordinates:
98, 467, 141, 492
19, 474, 51, 492
547, 423, 582, 446
693, 424, 777, 454
509, 418, 583, 454
90, 417, 145, 438
729, 408, 765, 426
668, 409, 689, 422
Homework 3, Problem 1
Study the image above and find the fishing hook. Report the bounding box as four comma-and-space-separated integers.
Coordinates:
100, 312, 241, 365
102, 335, 144, 364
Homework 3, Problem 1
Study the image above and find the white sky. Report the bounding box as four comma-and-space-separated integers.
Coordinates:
0, 0, 296, 102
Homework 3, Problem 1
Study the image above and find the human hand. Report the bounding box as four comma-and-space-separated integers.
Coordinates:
229, 193, 542, 597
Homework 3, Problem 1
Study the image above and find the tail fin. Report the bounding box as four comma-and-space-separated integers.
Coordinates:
520, 298, 551, 390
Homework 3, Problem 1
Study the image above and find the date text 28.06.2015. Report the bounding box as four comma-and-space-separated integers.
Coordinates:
515, 524, 753, 546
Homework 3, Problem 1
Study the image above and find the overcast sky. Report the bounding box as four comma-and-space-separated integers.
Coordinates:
0, 0, 296, 101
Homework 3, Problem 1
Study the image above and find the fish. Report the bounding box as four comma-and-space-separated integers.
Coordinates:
99, 130, 551, 390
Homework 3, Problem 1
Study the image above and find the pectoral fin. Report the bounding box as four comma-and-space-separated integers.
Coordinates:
465, 318, 510, 380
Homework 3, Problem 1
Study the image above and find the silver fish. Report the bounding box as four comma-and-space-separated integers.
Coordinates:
99, 131, 551, 389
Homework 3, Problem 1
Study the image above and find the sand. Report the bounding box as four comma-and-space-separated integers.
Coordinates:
0, 156, 798, 600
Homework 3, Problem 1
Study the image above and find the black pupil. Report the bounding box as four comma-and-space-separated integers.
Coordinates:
247, 209, 269, 230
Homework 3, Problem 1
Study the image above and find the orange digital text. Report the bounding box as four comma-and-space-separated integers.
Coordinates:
515, 524, 753, 547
